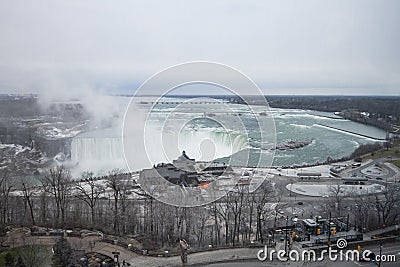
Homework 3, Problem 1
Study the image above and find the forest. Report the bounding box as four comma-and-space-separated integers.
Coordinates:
1, 166, 399, 255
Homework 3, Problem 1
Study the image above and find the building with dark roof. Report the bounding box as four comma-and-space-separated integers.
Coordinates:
139, 151, 235, 188
140, 162, 199, 187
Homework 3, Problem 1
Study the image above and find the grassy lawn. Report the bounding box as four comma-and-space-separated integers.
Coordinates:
0, 245, 52, 266
362, 143, 400, 168
390, 159, 400, 168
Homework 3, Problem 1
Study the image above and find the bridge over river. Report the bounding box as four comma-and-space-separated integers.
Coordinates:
140, 101, 227, 105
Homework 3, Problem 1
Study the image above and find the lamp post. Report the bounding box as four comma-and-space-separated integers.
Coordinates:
327, 212, 332, 247
272, 210, 278, 245
378, 243, 382, 267
284, 216, 289, 256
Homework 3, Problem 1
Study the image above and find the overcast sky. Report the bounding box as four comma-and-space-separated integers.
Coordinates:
0, 0, 399, 96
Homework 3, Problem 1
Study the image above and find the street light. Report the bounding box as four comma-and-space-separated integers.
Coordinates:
271, 209, 279, 243
284, 215, 297, 256
327, 212, 332, 247
378, 243, 382, 267
284, 216, 289, 256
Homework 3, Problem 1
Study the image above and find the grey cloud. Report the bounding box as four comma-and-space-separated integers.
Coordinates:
0, 0, 399, 96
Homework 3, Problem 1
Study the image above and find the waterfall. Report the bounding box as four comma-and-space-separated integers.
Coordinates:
178, 129, 248, 161
70, 129, 126, 175
71, 136, 124, 163
70, 126, 248, 174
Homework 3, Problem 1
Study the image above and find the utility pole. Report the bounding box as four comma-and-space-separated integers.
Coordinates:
272, 212, 277, 243
328, 212, 332, 247
378, 243, 382, 267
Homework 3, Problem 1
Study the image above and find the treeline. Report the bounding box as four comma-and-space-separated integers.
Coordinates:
1, 164, 399, 253
265, 95, 400, 119
350, 142, 383, 159
267, 95, 400, 132
0, 167, 279, 251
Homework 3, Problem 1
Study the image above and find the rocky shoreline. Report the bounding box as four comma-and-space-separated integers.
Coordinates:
262, 139, 313, 151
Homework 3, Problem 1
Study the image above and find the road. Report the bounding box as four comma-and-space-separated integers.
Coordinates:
348, 158, 399, 181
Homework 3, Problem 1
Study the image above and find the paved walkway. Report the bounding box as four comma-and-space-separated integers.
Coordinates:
2, 231, 267, 266
90, 241, 141, 263
89, 240, 269, 267
124, 247, 263, 267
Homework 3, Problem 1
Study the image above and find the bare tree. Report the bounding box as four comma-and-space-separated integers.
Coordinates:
227, 185, 247, 246
19, 177, 37, 226
351, 192, 375, 230
215, 200, 230, 245
253, 181, 275, 244
0, 169, 14, 227
374, 184, 400, 226
40, 166, 72, 227
327, 182, 346, 217
117, 177, 134, 235
75, 171, 104, 227
106, 168, 124, 234
191, 207, 209, 248
210, 202, 221, 246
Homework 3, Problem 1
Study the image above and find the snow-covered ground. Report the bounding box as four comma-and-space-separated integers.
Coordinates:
0, 143, 29, 154
269, 165, 333, 177
0, 144, 46, 175
385, 162, 400, 174
35, 123, 86, 140
361, 164, 389, 176
285, 182, 385, 197
10, 177, 144, 200
235, 164, 335, 178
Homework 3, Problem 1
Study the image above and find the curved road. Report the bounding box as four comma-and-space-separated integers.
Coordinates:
348, 158, 399, 181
